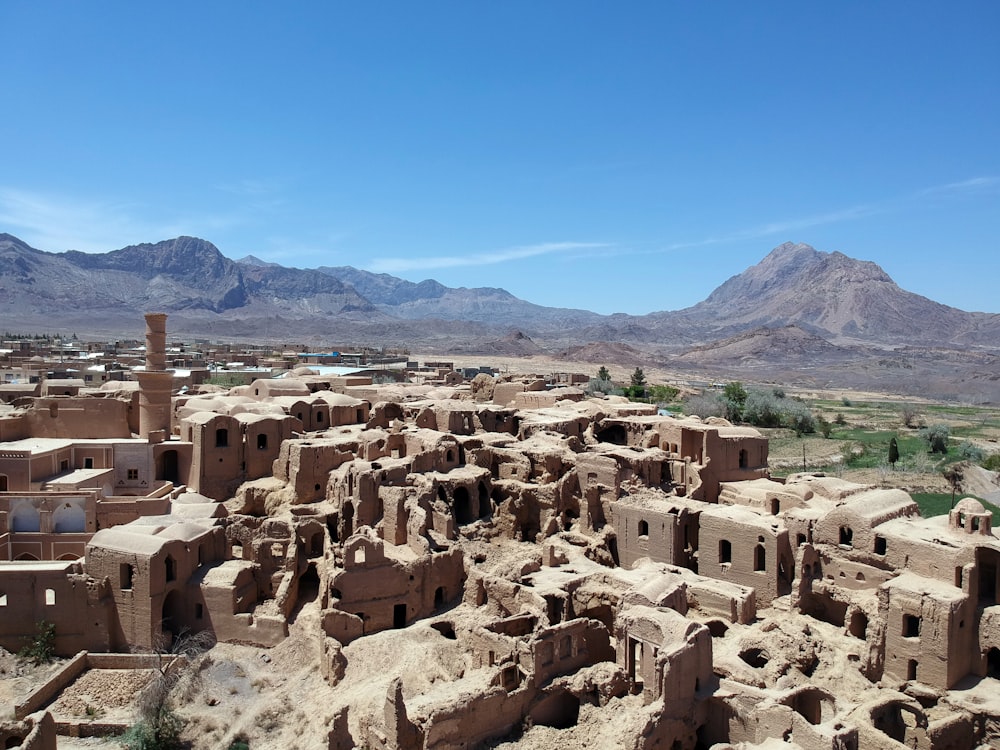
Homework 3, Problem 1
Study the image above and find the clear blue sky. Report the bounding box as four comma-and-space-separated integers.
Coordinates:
1, 2, 997, 314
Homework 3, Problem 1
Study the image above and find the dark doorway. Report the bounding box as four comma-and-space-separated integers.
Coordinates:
596, 425, 627, 445
478, 482, 490, 518
979, 551, 998, 605
393, 603, 407, 629
161, 590, 184, 646
530, 691, 580, 729
988, 648, 1000, 679
454, 487, 473, 525
434, 586, 445, 609
342, 502, 354, 539
292, 564, 320, 623
158, 450, 179, 484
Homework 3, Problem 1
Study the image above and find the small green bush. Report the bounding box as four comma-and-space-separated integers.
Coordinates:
921, 423, 950, 454
119, 714, 183, 750
19, 620, 56, 665
959, 441, 985, 462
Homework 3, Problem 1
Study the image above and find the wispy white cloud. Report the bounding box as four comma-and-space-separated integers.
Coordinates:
915, 175, 1000, 197
367, 241, 611, 273
0, 186, 270, 253
0, 187, 152, 252
640, 175, 998, 257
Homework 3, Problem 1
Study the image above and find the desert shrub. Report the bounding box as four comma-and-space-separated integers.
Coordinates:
921, 423, 950, 454
983, 453, 1000, 472
841, 397, 852, 407
19, 620, 56, 665
959, 441, 985, 462
901, 404, 919, 428
782, 404, 816, 435
684, 394, 724, 419
841, 441, 865, 467
834, 412, 847, 426
784, 402, 816, 435
816, 415, 833, 438
742, 390, 783, 428
120, 714, 183, 750
585, 378, 615, 396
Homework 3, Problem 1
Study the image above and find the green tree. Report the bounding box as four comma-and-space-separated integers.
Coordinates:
596, 366, 611, 382
630, 368, 646, 388
888, 437, 899, 469
722, 382, 748, 422
648, 384, 680, 406
921, 423, 950, 454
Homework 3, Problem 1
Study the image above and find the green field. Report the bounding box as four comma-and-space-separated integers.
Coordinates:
910, 493, 1000, 525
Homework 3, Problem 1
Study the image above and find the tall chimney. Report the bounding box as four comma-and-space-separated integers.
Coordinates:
136, 312, 173, 438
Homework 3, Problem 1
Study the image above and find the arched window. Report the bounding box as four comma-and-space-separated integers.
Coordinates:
215, 428, 229, 448
53, 502, 86, 533
839, 526, 854, 548
638, 520, 649, 537
719, 539, 732, 564
754, 544, 766, 571
165, 555, 177, 582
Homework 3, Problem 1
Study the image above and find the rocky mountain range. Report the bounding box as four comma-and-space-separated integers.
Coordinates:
2, 233, 999, 400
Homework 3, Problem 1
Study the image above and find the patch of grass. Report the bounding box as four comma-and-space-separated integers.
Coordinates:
911, 493, 1000, 524
827, 430, 927, 470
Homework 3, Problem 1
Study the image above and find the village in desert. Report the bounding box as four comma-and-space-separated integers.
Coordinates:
2, 313, 1000, 750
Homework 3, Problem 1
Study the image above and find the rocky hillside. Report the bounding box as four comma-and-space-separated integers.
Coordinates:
2, 234, 999, 356
672, 242, 1000, 346
0, 235, 381, 332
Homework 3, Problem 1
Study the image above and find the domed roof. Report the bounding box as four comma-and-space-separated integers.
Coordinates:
954, 497, 987, 514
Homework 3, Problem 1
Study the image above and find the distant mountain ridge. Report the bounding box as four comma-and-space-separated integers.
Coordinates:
1, 233, 998, 354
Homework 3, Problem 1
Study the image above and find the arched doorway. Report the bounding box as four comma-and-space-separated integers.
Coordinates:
161, 590, 185, 646
454, 487, 473, 525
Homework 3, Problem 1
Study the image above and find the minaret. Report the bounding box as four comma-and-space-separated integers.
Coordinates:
136, 312, 173, 439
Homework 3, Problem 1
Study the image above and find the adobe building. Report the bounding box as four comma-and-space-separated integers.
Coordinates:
6, 314, 1000, 748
